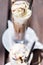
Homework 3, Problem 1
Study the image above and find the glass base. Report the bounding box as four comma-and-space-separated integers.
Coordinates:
13, 39, 28, 44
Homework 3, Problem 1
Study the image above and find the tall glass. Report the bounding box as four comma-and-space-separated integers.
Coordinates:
11, 0, 32, 43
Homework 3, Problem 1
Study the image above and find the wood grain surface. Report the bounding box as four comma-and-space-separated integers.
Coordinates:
30, 0, 43, 65
0, 0, 9, 65
30, 0, 43, 44
0, 0, 43, 65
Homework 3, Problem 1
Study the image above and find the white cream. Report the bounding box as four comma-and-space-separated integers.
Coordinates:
9, 43, 29, 63
11, 1, 29, 11
11, 1, 32, 24
13, 10, 32, 24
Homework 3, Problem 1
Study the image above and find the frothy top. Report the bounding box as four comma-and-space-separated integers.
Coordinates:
10, 43, 29, 62
11, 1, 32, 24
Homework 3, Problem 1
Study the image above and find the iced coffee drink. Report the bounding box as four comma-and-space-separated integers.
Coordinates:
9, 43, 29, 65
11, 1, 32, 41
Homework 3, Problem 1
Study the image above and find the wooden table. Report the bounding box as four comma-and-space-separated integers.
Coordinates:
30, 0, 43, 43
0, 0, 9, 65
0, 0, 43, 65
0, 46, 5, 65
30, 0, 43, 65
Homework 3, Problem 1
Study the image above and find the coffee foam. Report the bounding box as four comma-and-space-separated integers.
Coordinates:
11, 1, 29, 10
10, 43, 29, 61
12, 10, 32, 24
11, 1, 32, 24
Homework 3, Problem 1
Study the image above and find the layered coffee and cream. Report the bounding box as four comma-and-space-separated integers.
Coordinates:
11, 1, 32, 42
11, 1, 32, 24
9, 43, 29, 65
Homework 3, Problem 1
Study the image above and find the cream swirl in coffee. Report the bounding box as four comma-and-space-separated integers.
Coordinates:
11, 1, 32, 24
